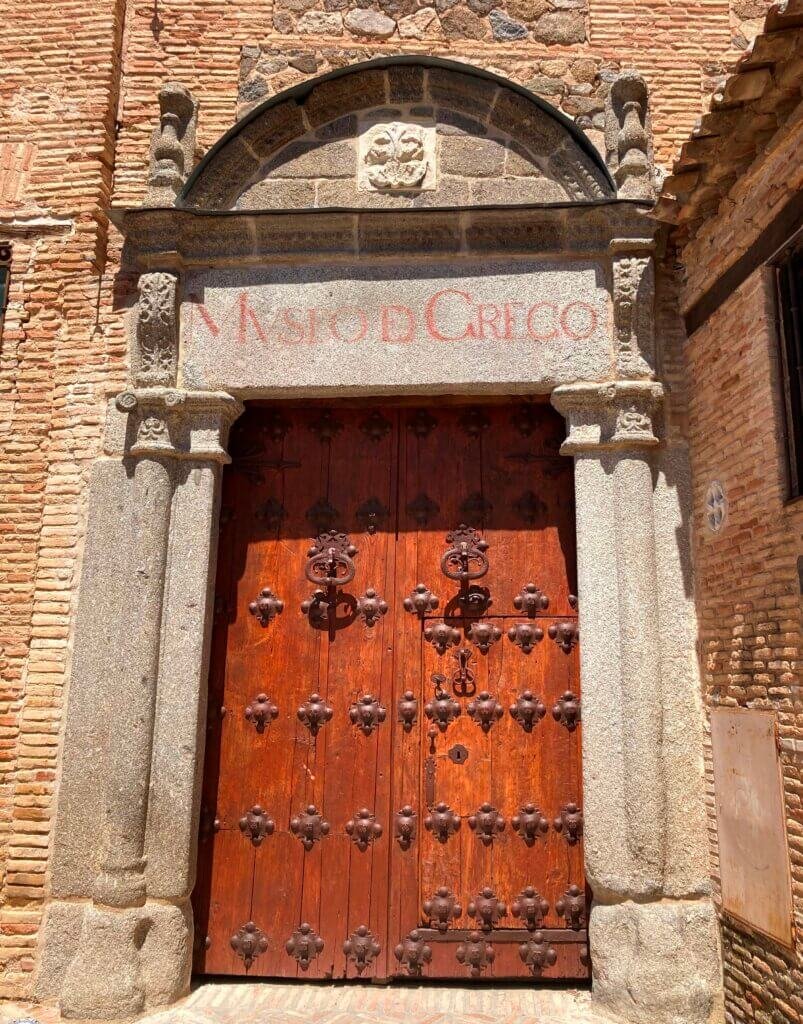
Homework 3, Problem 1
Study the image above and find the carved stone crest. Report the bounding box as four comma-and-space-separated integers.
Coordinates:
359, 121, 435, 192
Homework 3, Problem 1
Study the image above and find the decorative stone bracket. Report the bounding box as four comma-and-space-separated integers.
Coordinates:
145, 82, 198, 207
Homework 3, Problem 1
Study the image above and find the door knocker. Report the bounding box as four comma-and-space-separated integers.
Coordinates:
304, 530, 357, 588
440, 525, 489, 583
302, 531, 358, 630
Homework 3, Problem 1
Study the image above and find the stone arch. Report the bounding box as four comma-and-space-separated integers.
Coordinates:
180, 57, 615, 210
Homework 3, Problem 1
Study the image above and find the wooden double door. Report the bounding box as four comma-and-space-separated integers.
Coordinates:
194, 401, 587, 981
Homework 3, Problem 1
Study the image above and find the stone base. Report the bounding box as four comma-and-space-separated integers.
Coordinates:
589, 899, 724, 1024
36, 899, 192, 1019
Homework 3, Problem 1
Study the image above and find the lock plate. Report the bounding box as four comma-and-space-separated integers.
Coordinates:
448, 744, 469, 765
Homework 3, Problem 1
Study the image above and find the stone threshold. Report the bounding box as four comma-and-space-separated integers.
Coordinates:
2, 979, 609, 1024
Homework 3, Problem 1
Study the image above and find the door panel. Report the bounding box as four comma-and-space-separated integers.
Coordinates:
194, 401, 587, 982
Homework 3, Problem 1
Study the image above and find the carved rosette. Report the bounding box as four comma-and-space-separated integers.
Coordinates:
135, 272, 178, 387
423, 886, 462, 932
230, 921, 268, 968
343, 926, 381, 975
286, 923, 324, 970
555, 884, 586, 930
456, 932, 494, 977
394, 929, 432, 976
362, 122, 430, 191
345, 808, 383, 851
512, 886, 550, 930
467, 887, 506, 931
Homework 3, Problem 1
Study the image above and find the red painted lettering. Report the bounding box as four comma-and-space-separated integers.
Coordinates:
475, 303, 502, 341
526, 301, 558, 341
278, 308, 307, 345
424, 289, 475, 342
560, 301, 598, 341
381, 305, 415, 344
503, 301, 525, 340
237, 290, 267, 346
329, 306, 368, 344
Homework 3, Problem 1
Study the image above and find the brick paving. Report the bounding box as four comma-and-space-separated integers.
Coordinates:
1, 981, 606, 1024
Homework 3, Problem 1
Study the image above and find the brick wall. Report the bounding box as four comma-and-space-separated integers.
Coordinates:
680, 109, 803, 1024
0, 0, 776, 1003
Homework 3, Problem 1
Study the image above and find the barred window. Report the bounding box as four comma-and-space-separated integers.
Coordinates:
776, 243, 803, 499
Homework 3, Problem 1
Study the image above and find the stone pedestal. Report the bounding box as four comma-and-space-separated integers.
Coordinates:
553, 382, 723, 1024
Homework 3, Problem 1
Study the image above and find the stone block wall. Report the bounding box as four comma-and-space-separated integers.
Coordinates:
0, 0, 777, 1005
680, 112, 803, 1024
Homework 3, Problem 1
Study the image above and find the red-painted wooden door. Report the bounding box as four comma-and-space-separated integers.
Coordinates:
194, 402, 587, 981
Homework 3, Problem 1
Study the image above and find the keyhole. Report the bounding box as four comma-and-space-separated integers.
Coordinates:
448, 744, 469, 765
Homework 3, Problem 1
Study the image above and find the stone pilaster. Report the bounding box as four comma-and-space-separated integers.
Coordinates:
552, 381, 723, 1024
44, 388, 242, 1019
610, 238, 656, 378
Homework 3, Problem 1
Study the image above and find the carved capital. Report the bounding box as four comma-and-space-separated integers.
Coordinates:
551, 380, 663, 454
145, 82, 198, 207
135, 271, 178, 387
610, 239, 655, 378
114, 388, 243, 462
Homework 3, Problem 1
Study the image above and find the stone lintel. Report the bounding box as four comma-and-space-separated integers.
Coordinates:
114, 388, 243, 462
552, 380, 663, 454
110, 202, 656, 269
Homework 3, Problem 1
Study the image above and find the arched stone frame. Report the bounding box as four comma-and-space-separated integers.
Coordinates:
35, 59, 723, 1024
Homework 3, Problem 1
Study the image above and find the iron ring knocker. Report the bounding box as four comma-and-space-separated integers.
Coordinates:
304, 531, 358, 589
440, 525, 490, 583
